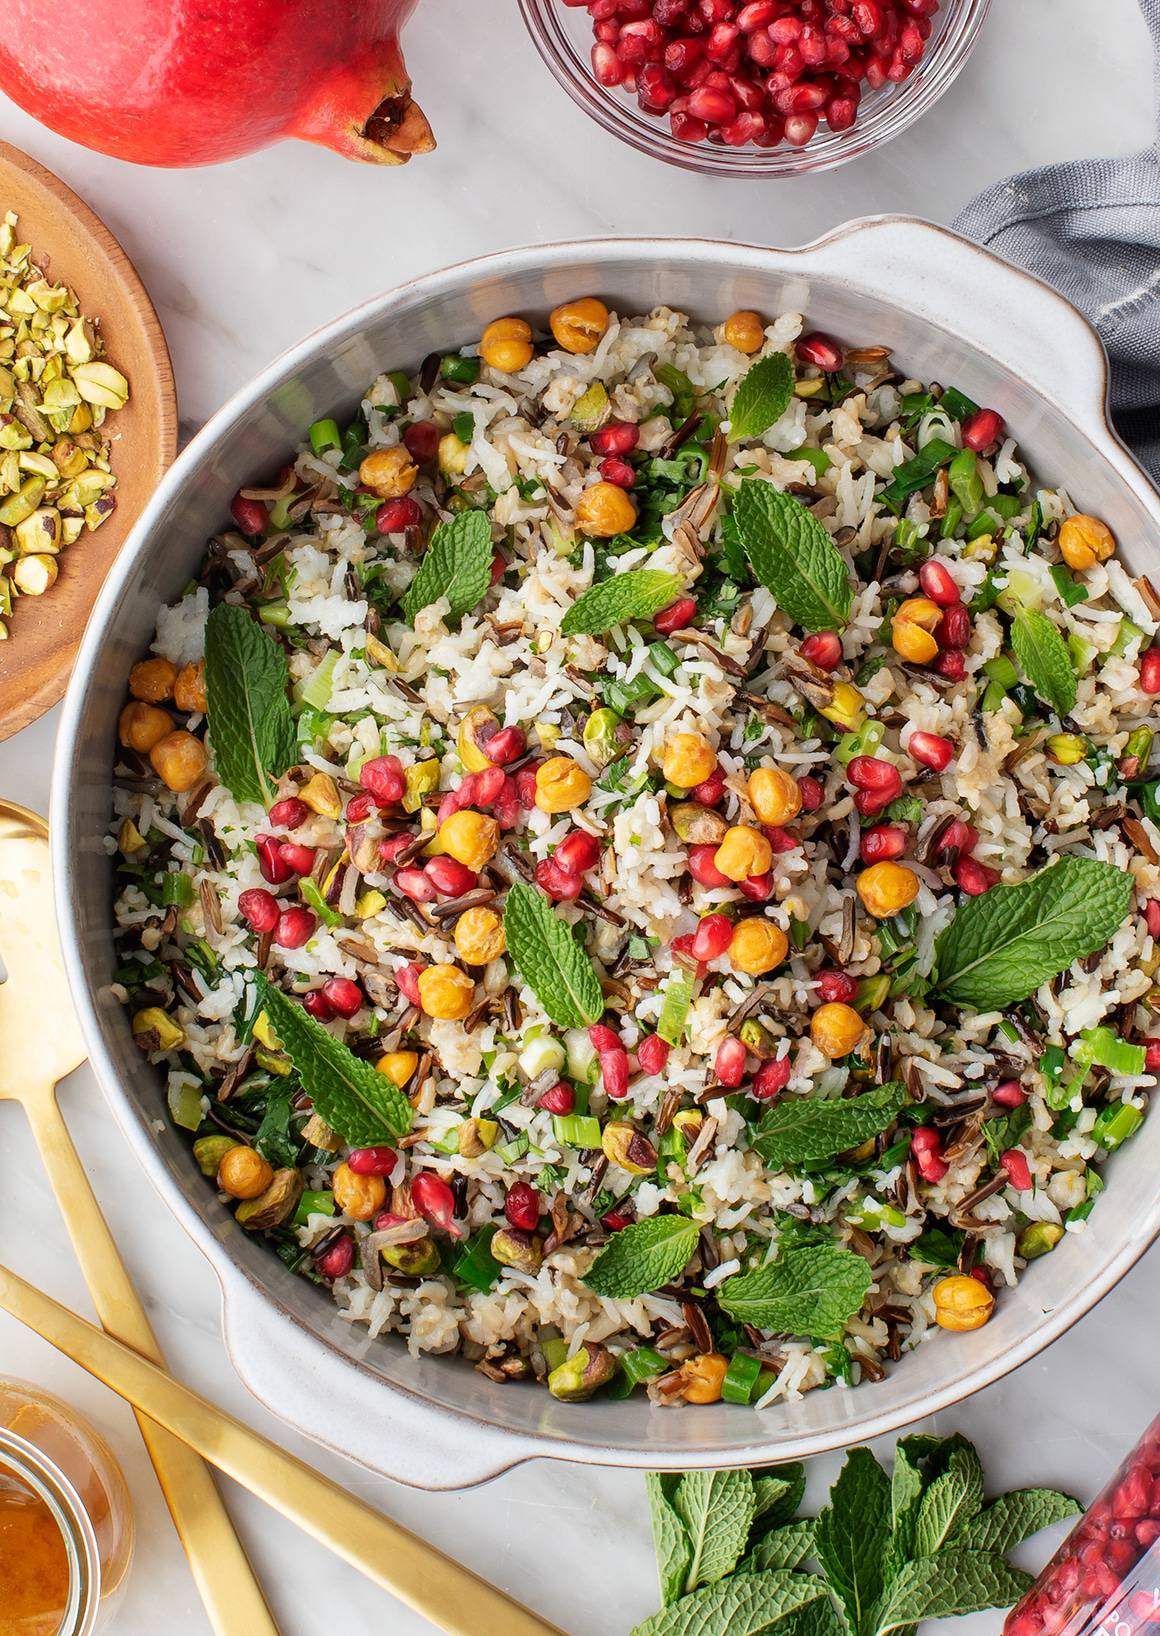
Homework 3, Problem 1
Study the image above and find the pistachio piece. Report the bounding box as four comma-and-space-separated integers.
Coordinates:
582, 706, 629, 769
491, 1227, 543, 1273
601, 1120, 657, 1176
457, 1117, 500, 1158
382, 1238, 441, 1277
547, 1343, 616, 1401
193, 1135, 240, 1179
301, 1112, 342, 1152
71, 361, 130, 411
14, 509, 61, 557
669, 800, 728, 845
570, 382, 611, 434
131, 1006, 184, 1052
1017, 1222, 1064, 1261
672, 1108, 704, 1141
236, 1168, 305, 1231
11, 554, 57, 596
403, 757, 440, 813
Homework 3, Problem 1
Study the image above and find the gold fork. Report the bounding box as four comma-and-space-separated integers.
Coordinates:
0, 798, 280, 1636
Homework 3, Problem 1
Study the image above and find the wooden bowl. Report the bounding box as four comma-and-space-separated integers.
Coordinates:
0, 142, 176, 740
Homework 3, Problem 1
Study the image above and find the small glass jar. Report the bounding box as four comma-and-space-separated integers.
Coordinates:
0, 1380, 134, 1636
1005, 1412, 1160, 1636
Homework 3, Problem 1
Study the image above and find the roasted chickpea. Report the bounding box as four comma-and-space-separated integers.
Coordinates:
454, 905, 507, 965
535, 755, 593, 814
662, 732, 717, 791
1059, 513, 1115, 572
891, 596, 942, 665
748, 766, 802, 827
480, 316, 534, 374
119, 701, 173, 754
417, 963, 475, 1020
299, 772, 342, 818
575, 481, 637, 539
149, 729, 209, 793
857, 860, 920, 920
723, 310, 765, 354
173, 659, 207, 714
218, 1146, 274, 1201
811, 1001, 869, 1059
819, 681, 865, 730
729, 918, 789, 976
438, 809, 500, 871
549, 297, 610, 356
377, 1050, 419, 1087
680, 1352, 728, 1404
332, 1161, 387, 1222
129, 657, 177, 703
933, 1275, 994, 1332
358, 446, 418, 499
714, 824, 773, 884
438, 432, 470, 477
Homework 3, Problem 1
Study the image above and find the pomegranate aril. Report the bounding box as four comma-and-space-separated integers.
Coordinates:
403, 420, 440, 463
1139, 647, 1160, 695
955, 856, 1000, 896
671, 110, 709, 140
961, 407, 1005, 452
918, 557, 961, 607
275, 906, 316, 948
395, 962, 423, 1005
737, 0, 776, 26
796, 332, 844, 372
715, 1035, 748, 1087
238, 887, 280, 933
753, 1055, 791, 1099
860, 822, 907, 863
535, 858, 583, 902
1001, 1147, 1032, 1191
269, 796, 308, 829
505, 1182, 541, 1232
848, 755, 903, 797
555, 830, 601, 875
360, 754, 405, 805
1146, 1040, 1160, 1072
600, 454, 636, 487
395, 866, 437, 903
665, 36, 706, 75
592, 41, 626, 84
933, 817, 978, 858
934, 649, 966, 681
687, 84, 737, 121
256, 833, 293, 885
376, 496, 421, 534
798, 775, 825, 811
908, 731, 954, 772
706, 20, 740, 59
316, 1233, 354, 1280
688, 843, 731, 888
800, 631, 842, 670
691, 768, 727, 807
230, 493, 268, 535
412, 1172, 463, 1237
637, 1033, 671, 1075
817, 970, 858, 1003
654, 596, 697, 635
936, 602, 971, 650
539, 1081, 576, 1115
591, 419, 640, 456
484, 726, 526, 765
348, 1145, 397, 1176
691, 912, 733, 961
992, 1080, 1027, 1109
302, 988, 334, 1021
321, 977, 362, 1018
739, 871, 774, 901
827, 95, 857, 130
600, 1047, 630, 1099
278, 840, 315, 875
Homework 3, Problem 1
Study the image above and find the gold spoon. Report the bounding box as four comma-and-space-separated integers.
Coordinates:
0, 798, 280, 1636
0, 1262, 566, 1636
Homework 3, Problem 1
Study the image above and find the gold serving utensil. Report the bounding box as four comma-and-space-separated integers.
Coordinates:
0, 1262, 567, 1636
0, 798, 280, 1636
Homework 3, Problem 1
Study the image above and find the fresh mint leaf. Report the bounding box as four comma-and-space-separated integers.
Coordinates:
646, 1474, 693, 1607
253, 1087, 299, 1170
932, 855, 1133, 1010
717, 1243, 872, 1341
561, 569, 684, 636
912, 1437, 984, 1556
1011, 608, 1078, 718
503, 881, 603, 1030
676, 1471, 756, 1592
889, 1435, 942, 1568
868, 1549, 1032, 1636
204, 602, 296, 806
744, 1522, 817, 1573
401, 508, 492, 625
751, 1083, 907, 1167
751, 1466, 806, 1534
583, 1215, 701, 1299
815, 1448, 891, 1636
735, 479, 852, 632
730, 353, 794, 443
957, 1489, 1082, 1555
630, 1570, 833, 1636
257, 979, 411, 1145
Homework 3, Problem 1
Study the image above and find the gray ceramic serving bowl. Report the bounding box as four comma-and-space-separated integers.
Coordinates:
54, 219, 1160, 1490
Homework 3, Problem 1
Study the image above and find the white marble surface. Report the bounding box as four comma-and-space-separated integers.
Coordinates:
1, 1, 1158, 1631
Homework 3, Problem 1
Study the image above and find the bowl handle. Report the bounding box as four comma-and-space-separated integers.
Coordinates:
798, 215, 1113, 439
217, 1260, 546, 1490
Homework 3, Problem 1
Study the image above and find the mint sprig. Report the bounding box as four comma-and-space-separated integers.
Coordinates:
633, 1436, 1079, 1636
734, 478, 853, 633
729, 353, 794, 443
503, 882, 603, 1030
750, 1082, 907, 1167
561, 569, 684, 637
932, 855, 1132, 1010
1011, 607, 1077, 718
716, 1242, 872, 1342
256, 978, 411, 1145
400, 509, 492, 626
583, 1215, 701, 1299
204, 603, 297, 806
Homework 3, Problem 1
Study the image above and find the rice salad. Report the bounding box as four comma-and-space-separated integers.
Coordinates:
109, 297, 1160, 1410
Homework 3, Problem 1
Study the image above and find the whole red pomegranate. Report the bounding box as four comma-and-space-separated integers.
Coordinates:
0, 0, 434, 168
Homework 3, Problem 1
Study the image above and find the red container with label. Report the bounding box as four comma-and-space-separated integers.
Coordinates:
1005, 1415, 1160, 1636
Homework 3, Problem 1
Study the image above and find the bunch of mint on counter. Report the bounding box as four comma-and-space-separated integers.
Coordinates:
632, 1434, 1080, 1636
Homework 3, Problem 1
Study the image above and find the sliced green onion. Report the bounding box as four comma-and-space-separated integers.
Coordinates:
654, 363, 695, 422
1049, 564, 1089, 608
308, 418, 341, 456
294, 1190, 336, 1227
452, 411, 475, 445
967, 509, 1000, 541
1091, 1102, 1144, 1151
552, 1114, 602, 1149
880, 437, 957, 513
835, 719, 885, 766
1107, 618, 1145, 661
722, 1352, 764, 1405
608, 1346, 669, 1400
161, 872, 194, 909
440, 353, 481, 385
540, 1336, 569, 1373
494, 1134, 529, 1166
657, 971, 694, 1046
167, 1079, 203, 1132
940, 497, 964, 540
948, 448, 984, 518
298, 877, 342, 929
257, 602, 290, 628
990, 493, 1022, 521
648, 640, 682, 678
938, 386, 979, 421
1040, 1044, 1068, 1108
294, 650, 340, 712
1068, 632, 1099, 676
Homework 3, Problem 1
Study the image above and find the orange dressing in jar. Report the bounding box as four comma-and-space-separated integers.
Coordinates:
0, 1382, 133, 1635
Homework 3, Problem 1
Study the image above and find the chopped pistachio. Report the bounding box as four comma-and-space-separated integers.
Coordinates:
12, 554, 57, 595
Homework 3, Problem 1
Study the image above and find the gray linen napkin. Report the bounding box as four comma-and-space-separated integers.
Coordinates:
953, 0, 1160, 482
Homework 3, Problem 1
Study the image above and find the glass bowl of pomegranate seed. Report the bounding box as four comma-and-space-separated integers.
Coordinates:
519, 0, 991, 174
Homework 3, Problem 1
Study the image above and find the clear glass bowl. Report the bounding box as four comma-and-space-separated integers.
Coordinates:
518, 0, 992, 176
